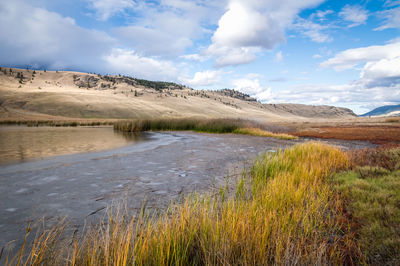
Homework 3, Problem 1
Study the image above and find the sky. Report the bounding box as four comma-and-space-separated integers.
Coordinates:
1, 0, 399, 114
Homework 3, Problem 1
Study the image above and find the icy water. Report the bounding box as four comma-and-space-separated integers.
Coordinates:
0, 126, 148, 165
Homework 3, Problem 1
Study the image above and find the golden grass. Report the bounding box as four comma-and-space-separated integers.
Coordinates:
2, 142, 362, 265
233, 127, 297, 140
114, 118, 298, 140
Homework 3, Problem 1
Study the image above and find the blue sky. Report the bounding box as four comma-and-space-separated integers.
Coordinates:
1, 0, 399, 114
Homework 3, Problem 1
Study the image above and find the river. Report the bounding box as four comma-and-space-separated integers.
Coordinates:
0, 126, 374, 249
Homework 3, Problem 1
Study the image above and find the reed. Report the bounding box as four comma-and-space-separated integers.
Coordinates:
3, 142, 364, 265
114, 118, 298, 139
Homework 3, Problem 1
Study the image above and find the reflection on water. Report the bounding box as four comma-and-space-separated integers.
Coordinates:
0, 126, 149, 165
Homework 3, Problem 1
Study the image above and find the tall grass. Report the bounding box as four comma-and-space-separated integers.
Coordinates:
114, 118, 298, 140
3, 142, 363, 265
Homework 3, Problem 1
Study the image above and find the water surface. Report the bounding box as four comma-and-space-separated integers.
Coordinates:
0, 126, 148, 165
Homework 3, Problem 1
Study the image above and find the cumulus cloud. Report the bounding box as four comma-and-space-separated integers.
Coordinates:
180, 70, 223, 87
320, 40, 400, 71
209, 46, 259, 67
0, 0, 183, 81
208, 0, 324, 67
268, 82, 400, 114
0, 0, 114, 71
103, 48, 178, 80
114, 0, 224, 57
289, 40, 400, 113
374, 6, 400, 31
232, 77, 271, 101
339, 5, 368, 27
320, 40, 400, 89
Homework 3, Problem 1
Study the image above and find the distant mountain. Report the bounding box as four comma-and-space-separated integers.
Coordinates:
361, 104, 400, 117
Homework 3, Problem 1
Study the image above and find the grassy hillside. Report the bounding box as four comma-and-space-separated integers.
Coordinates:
0, 68, 356, 122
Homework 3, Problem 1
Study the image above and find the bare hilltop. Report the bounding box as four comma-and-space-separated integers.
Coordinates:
0, 67, 356, 122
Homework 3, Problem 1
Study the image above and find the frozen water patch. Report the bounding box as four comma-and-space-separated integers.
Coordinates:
15, 188, 28, 194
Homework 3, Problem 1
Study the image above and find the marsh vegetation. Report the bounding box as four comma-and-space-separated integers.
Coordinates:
114, 118, 297, 140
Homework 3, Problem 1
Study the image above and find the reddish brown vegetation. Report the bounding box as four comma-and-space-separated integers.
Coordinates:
292, 126, 400, 144
348, 143, 400, 171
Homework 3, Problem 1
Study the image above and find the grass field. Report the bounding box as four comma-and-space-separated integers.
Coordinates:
114, 118, 298, 140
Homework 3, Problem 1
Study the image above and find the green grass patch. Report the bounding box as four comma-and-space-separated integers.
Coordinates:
333, 146, 400, 265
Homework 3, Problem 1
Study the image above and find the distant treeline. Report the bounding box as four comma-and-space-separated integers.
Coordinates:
99, 74, 187, 91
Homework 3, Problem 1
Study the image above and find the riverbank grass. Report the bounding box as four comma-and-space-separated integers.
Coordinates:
114, 118, 297, 140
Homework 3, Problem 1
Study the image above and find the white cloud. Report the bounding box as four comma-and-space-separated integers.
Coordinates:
314, 10, 333, 21
0, 0, 114, 71
285, 40, 400, 113
88, 0, 135, 21
180, 53, 209, 62
268, 82, 400, 114
320, 40, 400, 89
313, 54, 322, 59
103, 48, 178, 81
207, 0, 324, 67
339, 5, 368, 27
374, 6, 400, 31
180, 70, 223, 86
292, 17, 332, 43
232, 77, 271, 101
275, 51, 283, 62
114, 0, 224, 57
209, 45, 259, 67
320, 40, 400, 71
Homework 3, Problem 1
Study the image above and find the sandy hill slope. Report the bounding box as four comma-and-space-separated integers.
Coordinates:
0, 68, 356, 122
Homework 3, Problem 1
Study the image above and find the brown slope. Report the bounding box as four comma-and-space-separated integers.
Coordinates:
0, 68, 356, 122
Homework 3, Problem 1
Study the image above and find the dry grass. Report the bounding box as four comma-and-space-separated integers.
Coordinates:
233, 127, 297, 140
385, 117, 400, 123
114, 118, 298, 140
2, 142, 363, 265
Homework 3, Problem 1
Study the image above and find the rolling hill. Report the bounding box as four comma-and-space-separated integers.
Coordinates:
0, 67, 356, 122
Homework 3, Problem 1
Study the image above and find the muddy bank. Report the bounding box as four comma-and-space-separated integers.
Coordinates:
0, 132, 374, 248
